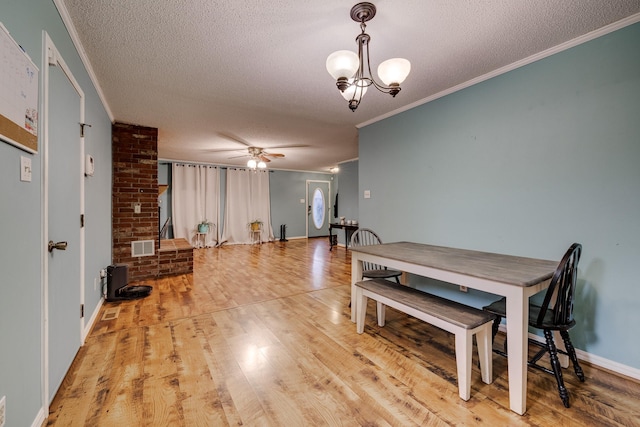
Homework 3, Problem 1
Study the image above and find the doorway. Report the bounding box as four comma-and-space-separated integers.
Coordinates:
43, 34, 85, 404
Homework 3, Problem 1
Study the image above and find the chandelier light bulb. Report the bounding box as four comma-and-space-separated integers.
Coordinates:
340, 81, 368, 101
257, 161, 267, 169
247, 158, 257, 169
377, 58, 411, 86
326, 50, 359, 80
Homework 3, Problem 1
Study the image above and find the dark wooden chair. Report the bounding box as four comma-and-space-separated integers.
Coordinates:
348, 228, 402, 308
350, 228, 402, 283
482, 243, 585, 407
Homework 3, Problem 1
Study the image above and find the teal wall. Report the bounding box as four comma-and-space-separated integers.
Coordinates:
270, 170, 334, 238
0, 1, 113, 426
334, 160, 359, 245
359, 22, 640, 368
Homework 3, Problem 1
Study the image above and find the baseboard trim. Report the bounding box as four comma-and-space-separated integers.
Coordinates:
497, 324, 640, 381
82, 296, 104, 342
31, 407, 46, 427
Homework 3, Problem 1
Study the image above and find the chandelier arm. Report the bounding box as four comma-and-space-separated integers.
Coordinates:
355, 26, 400, 96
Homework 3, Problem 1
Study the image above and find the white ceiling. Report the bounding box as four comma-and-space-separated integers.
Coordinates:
58, 0, 640, 172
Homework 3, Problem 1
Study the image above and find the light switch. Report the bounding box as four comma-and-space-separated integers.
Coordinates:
300, 198, 305, 203
20, 156, 32, 182
364, 190, 371, 199
134, 203, 141, 214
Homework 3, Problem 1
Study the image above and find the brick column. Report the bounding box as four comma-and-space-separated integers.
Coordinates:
111, 122, 159, 281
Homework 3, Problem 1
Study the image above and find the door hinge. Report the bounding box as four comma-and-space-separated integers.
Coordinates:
80, 214, 84, 228
80, 304, 85, 318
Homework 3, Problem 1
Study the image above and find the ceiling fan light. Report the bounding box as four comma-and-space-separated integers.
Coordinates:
257, 161, 267, 169
247, 158, 257, 168
326, 50, 359, 80
377, 58, 411, 86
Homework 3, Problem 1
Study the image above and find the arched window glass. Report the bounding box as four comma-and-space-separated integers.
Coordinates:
312, 187, 325, 229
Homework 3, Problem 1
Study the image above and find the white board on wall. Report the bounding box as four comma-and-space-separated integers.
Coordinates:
0, 22, 39, 154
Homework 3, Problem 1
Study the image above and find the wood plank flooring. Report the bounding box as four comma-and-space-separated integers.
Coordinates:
46, 238, 640, 426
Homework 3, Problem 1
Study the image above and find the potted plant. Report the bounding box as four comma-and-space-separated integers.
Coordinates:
248, 219, 263, 231
198, 220, 213, 233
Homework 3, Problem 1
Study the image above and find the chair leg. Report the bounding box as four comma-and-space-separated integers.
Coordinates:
479, 315, 504, 368
490, 316, 501, 344
544, 329, 570, 408
560, 330, 585, 382
490, 316, 509, 356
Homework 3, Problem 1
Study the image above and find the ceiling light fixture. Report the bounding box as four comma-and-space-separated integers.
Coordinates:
247, 158, 266, 169
326, 2, 411, 112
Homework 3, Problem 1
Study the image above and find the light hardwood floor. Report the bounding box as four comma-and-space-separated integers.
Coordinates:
47, 238, 640, 426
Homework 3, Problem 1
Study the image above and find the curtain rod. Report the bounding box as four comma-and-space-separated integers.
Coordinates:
171, 163, 273, 172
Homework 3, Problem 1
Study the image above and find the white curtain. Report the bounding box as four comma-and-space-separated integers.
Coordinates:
171, 164, 220, 247
221, 169, 274, 245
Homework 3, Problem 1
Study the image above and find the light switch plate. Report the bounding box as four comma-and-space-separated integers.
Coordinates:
364, 190, 371, 199
20, 156, 32, 182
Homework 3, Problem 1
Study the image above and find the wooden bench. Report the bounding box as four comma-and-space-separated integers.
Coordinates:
354, 278, 496, 401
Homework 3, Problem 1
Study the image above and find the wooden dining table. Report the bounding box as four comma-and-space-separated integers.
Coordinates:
350, 241, 559, 415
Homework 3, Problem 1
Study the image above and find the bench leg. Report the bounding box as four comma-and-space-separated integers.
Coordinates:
455, 331, 473, 401
356, 288, 368, 334
476, 325, 493, 385
376, 301, 386, 327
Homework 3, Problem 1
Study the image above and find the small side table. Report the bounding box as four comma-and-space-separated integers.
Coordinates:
249, 227, 262, 244
195, 232, 207, 248
328, 223, 359, 251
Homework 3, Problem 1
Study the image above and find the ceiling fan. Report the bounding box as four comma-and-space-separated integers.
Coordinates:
205, 133, 309, 167
229, 146, 284, 164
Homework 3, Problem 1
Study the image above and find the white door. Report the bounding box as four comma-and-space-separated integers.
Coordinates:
45, 37, 85, 402
307, 180, 330, 238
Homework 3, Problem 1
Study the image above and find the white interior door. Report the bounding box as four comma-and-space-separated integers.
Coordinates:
307, 180, 330, 238
44, 36, 85, 403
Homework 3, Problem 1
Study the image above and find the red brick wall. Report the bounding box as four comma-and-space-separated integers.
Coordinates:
111, 122, 160, 280
158, 246, 194, 277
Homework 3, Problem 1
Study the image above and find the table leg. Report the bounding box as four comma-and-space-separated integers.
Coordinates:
351, 254, 362, 323
329, 227, 334, 251
505, 293, 529, 415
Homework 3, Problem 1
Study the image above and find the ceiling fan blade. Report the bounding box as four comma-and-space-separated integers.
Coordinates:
259, 155, 271, 163
228, 153, 250, 159
205, 148, 247, 153
216, 132, 252, 147
266, 144, 310, 149
264, 152, 285, 158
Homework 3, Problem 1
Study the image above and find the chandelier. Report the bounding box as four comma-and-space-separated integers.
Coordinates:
326, 2, 411, 111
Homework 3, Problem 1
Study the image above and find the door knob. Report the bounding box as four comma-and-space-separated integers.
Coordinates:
48, 240, 68, 252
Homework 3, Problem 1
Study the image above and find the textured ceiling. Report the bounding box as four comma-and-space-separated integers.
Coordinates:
58, 0, 640, 172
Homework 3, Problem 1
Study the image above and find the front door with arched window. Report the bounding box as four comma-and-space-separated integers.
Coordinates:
307, 180, 330, 238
